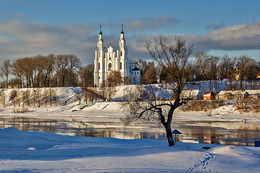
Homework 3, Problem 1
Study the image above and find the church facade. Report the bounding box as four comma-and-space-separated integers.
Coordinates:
94, 26, 140, 87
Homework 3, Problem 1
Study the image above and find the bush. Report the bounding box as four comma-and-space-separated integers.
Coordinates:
180, 100, 225, 112
9, 90, 17, 101
12, 108, 29, 113
234, 99, 260, 113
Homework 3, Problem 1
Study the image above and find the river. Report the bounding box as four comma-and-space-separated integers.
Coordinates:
0, 117, 259, 146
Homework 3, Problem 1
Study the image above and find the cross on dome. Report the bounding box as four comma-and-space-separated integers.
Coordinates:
99, 25, 102, 35
121, 24, 124, 34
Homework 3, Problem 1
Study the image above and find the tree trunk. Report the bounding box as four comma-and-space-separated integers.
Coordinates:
165, 125, 174, 146
164, 106, 175, 146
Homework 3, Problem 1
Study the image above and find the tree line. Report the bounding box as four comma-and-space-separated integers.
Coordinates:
1, 53, 259, 89
0, 54, 94, 88
135, 53, 260, 86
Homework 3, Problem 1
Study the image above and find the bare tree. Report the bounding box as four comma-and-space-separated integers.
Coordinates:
11, 59, 24, 87
9, 90, 17, 107
0, 72, 3, 88
155, 64, 163, 83
123, 36, 193, 146
106, 71, 122, 100
219, 55, 234, 80
78, 64, 94, 87
107, 70, 122, 87
236, 56, 256, 89
43, 54, 55, 87
143, 65, 157, 84
137, 59, 147, 84
194, 52, 211, 81
0, 91, 6, 108
1, 60, 11, 88
55, 54, 69, 87
68, 55, 81, 86
32, 89, 37, 107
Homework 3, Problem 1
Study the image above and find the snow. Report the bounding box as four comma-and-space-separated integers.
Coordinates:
0, 127, 259, 172
0, 86, 260, 172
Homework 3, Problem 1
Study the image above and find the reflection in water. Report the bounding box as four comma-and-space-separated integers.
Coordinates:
0, 117, 58, 133
173, 121, 260, 146
0, 117, 260, 146
0, 117, 166, 141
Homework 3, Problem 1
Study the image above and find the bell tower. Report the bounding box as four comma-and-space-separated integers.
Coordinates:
94, 25, 105, 87
119, 24, 127, 57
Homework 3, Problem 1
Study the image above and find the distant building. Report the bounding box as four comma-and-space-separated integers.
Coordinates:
203, 92, 216, 100
94, 25, 140, 87
180, 89, 202, 100
131, 66, 141, 84
217, 90, 249, 100
257, 72, 260, 79
245, 90, 260, 99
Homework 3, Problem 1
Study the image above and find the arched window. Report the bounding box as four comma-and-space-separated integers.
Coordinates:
120, 51, 122, 56
120, 62, 122, 70
108, 63, 112, 71
98, 63, 100, 70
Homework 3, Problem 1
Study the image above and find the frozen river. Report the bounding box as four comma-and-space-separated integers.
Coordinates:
0, 116, 259, 146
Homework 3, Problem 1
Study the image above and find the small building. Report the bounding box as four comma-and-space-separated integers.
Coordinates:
217, 90, 249, 100
131, 66, 141, 84
180, 89, 202, 100
245, 90, 260, 99
203, 92, 216, 100
257, 72, 260, 79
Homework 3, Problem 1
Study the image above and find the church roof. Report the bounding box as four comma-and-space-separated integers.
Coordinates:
132, 66, 140, 71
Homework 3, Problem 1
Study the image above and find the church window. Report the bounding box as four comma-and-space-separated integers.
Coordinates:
120, 51, 122, 56
98, 63, 100, 70
108, 63, 112, 71
109, 55, 111, 60
120, 62, 122, 70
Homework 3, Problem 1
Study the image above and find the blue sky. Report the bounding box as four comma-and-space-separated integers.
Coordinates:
0, 0, 259, 65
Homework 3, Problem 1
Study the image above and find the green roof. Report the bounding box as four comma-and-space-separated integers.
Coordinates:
132, 66, 140, 71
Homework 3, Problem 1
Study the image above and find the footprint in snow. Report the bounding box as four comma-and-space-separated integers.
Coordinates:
188, 152, 216, 172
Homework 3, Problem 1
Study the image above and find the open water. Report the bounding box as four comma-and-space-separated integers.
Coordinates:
0, 117, 259, 146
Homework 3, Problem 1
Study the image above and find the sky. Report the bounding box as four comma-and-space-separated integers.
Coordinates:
0, 0, 259, 66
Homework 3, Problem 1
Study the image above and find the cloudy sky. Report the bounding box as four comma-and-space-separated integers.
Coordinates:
0, 0, 259, 66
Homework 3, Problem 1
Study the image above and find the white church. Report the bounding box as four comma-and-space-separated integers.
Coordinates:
94, 25, 140, 87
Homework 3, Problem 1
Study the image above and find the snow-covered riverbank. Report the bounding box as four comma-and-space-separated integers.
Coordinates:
1, 100, 260, 126
0, 127, 260, 173
0, 87, 259, 125
0, 87, 260, 172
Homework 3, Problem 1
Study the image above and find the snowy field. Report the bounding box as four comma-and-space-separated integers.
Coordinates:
0, 87, 260, 172
1, 127, 260, 172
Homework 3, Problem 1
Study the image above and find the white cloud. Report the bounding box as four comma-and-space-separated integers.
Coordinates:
129, 24, 259, 60
0, 21, 258, 67
182, 24, 259, 51
0, 21, 96, 65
